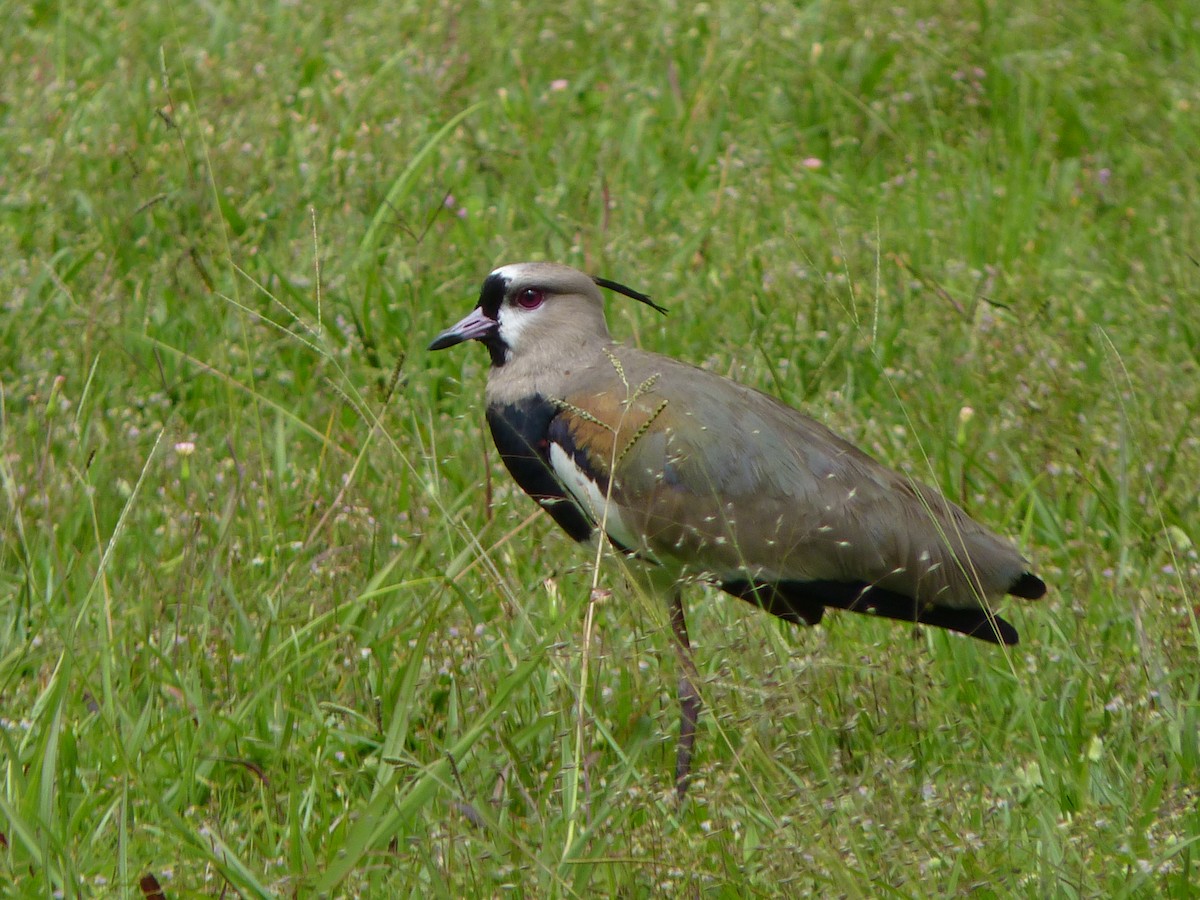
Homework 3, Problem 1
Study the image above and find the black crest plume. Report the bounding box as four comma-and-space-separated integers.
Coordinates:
592, 276, 668, 315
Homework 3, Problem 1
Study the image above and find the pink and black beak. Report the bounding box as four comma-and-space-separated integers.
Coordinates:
428, 306, 498, 351
429, 269, 513, 365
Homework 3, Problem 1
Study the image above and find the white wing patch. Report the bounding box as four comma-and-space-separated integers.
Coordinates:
548, 442, 639, 551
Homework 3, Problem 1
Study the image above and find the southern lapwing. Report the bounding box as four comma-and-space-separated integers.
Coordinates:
429, 262, 1046, 798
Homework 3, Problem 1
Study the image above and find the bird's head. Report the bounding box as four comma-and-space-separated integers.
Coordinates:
428, 262, 665, 367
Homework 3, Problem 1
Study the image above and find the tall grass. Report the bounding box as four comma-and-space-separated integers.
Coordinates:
1, 0, 1198, 895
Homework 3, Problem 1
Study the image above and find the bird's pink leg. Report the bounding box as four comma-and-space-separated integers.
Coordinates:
669, 589, 701, 801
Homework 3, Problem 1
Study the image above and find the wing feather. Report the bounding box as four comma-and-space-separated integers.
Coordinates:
555, 348, 1036, 610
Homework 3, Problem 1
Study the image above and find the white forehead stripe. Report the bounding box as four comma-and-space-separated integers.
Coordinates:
491, 263, 539, 282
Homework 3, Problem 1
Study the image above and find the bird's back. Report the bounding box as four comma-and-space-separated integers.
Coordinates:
547, 344, 1034, 611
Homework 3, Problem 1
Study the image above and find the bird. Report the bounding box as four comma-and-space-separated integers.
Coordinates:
429, 261, 1046, 799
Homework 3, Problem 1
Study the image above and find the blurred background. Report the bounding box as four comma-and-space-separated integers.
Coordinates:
2, 1, 1197, 894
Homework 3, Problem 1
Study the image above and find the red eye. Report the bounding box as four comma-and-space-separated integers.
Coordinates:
515, 288, 545, 310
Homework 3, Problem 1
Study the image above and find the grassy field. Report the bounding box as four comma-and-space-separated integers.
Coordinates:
2, 0, 1199, 895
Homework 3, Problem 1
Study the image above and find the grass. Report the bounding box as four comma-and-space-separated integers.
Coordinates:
2, 0, 1198, 895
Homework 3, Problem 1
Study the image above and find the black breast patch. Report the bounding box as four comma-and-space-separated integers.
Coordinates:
486, 398, 595, 543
